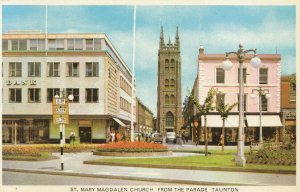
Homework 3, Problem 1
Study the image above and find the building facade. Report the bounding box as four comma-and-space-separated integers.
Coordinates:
192, 46, 282, 145
136, 98, 154, 135
281, 75, 296, 141
2, 31, 136, 144
157, 27, 182, 135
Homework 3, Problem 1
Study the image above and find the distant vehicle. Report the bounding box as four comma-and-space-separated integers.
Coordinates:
166, 132, 176, 143
152, 133, 163, 144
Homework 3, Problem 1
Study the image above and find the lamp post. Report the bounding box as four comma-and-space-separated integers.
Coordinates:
222, 43, 261, 166
54, 89, 74, 171
14, 122, 18, 145
250, 87, 271, 145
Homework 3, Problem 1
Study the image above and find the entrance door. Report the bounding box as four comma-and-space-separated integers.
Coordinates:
79, 127, 92, 143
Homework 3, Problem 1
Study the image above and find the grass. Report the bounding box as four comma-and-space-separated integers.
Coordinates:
87, 154, 296, 172
3, 152, 56, 161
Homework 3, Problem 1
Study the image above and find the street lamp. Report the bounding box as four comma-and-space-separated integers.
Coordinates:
54, 89, 74, 171
250, 87, 270, 145
222, 43, 261, 166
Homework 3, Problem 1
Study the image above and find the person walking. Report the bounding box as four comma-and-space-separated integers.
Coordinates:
70, 130, 76, 145
218, 133, 224, 146
110, 130, 116, 143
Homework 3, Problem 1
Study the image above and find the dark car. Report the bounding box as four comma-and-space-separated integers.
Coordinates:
152, 133, 163, 144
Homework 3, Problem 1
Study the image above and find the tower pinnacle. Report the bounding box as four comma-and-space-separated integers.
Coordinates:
160, 26, 165, 48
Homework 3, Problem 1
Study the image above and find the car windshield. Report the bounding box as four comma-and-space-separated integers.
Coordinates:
167, 133, 175, 136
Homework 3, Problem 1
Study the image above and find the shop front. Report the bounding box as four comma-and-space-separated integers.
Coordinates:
282, 109, 296, 142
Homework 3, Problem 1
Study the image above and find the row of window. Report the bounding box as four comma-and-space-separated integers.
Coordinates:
215, 93, 269, 111
164, 59, 176, 72
165, 79, 176, 89
120, 76, 132, 96
165, 94, 176, 105
3, 38, 102, 51
7, 62, 99, 77
8, 88, 99, 103
120, 97, 131, 112
216, 68, 268, 84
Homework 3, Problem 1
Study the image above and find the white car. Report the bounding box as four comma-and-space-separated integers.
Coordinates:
166, 132, 176, 143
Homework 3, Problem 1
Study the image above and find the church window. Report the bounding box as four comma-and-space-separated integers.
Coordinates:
165, 59, 169, 72
170, 94, 175, 104
166, 112, 174, 127
170, 59, 175, 72
165, 79, 169, 88
165, 95, 169, 105
170, 79, 175, 89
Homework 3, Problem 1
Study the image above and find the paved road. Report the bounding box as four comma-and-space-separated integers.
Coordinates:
2, 152, 295, 186
3, 171, 186, 185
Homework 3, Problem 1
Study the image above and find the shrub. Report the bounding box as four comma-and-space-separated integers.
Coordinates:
97, 141, 168, 152
3, 145, 41, 157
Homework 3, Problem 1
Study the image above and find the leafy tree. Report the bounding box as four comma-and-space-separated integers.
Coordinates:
189, 88, 217, 156
290, 74, 296, 91
215, 91, 238, 151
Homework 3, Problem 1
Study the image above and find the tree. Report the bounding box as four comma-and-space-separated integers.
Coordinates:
290, 74, 296, 91
189, 88, 217, 156
215, 91, 238, 151
182, 96, 190, 125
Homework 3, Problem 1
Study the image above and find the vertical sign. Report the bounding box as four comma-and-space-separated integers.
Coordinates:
52, 98, 69, 124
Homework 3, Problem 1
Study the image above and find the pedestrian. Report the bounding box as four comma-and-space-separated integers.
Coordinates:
218, 134, 224, 146
70, 129, 76, 145
181, 131, 186, 144
110, 130, 115, 143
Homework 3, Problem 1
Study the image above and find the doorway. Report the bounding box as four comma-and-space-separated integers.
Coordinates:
79, 127, 92, 143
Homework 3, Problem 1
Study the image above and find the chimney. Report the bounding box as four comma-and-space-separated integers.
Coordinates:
199, 45, 204, 55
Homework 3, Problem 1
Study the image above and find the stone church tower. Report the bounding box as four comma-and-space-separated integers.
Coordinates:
157, 26, 182, 135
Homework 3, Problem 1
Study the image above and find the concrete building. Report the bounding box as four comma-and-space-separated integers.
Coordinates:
136, 98, 154, 135
192, 46, 282, 145
2, 31, 136, 144
281, 75, 296, 141
157, 26, 183, 136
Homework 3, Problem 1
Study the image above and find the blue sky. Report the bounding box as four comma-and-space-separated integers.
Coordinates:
3, 5, 296, 116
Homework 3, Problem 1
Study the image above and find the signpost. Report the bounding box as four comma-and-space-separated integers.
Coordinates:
52, 96, 69, 171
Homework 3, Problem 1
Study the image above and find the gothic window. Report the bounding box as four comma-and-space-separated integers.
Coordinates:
165, 59, 169, 72
170, 94, 175, 104
166, 112, 174, 127
165, 95, 169, 105
170, 79, 175, 89
165, 79, 169, 88
170, 59, 175, 72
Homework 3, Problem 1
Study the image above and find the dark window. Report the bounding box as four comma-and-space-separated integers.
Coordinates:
166, 112, 174, 127
66, 88, 79, 103
28, 62, 41, 77
165, 59, 169, 72
216, 68, 225, 83
47, 88, 60, 103
47, 62, 60, 77
86, 88, 98, 103
170, 59, 175, 72
9, 62, 22, 77
67, 62, 79, 77
170, 79, 175, 89
261, 95, 268, 111
9, 88, 22, 103
259, 68, 268, 84
86, 62, 98, 77
28, 88, 41, 103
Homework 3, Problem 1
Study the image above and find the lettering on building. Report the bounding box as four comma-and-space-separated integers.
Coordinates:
6, 80, 37, 86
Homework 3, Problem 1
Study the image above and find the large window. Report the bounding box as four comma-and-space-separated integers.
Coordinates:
9, 88, 22, 103
67, 62, 79, 77
259, 68, 268, 84
261, 95, 268, 111
2, 39, 8, 50
86, 88, 98, 102
11, 39, 27, 50
66, 88, 79, 103
47, 62, 60, 77
9, 62, 22, 77
86, 62, 99, 77
48, 39, 64, 50
67, 39, 83, 50
28, 88, 41, 103
237, 94, 247, 111
47, 88, 60, 103
170, 79, 175, 89
238, 68, 247, 84
28, 62, 41, 77
30, 39, 45, 50
170, 59, 175, 72
216, 68, 225, 84
165, 59, 169, 72
216, 93, 225, 108
166, 112, 174, 127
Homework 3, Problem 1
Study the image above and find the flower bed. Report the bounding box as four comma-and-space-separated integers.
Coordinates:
96, 141, 168, 152
3, 145, 41, 157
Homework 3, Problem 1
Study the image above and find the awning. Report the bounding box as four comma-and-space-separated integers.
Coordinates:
201, 115, 242, 128
246, 115, 283, 127
113, 118, 126, 127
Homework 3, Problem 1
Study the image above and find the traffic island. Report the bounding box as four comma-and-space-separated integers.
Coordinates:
93, 151, 172, 157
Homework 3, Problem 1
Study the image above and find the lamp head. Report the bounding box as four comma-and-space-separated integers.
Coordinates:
250, 54, 261, 68
222, 58, 233, 71
68, 94, 74, 101
265, 93, 271, 99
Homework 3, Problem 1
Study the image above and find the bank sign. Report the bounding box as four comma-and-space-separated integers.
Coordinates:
52, 98, 69, 124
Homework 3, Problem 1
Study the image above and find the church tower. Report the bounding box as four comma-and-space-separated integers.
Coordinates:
157, 26, 182, 135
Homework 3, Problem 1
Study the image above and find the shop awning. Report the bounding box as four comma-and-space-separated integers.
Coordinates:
201, 115, 242, 128
246, 115, 283, 127
113, 118, 126, 127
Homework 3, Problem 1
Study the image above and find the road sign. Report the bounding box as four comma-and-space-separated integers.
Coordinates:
53, 114, 69, 124
53, 98, 68, 106
53, 106, 69, 115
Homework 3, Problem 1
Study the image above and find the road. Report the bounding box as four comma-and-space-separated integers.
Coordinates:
3, 171, 186, 185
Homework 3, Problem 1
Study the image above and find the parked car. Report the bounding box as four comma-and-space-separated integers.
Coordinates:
166, 132, 176, 143
152, 133, 163, 144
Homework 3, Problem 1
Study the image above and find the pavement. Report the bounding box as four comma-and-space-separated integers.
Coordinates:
2, 145, 296, 186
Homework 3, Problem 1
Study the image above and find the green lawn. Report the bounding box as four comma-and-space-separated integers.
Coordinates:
88, 154, 296, 172
3, 152, 56, 161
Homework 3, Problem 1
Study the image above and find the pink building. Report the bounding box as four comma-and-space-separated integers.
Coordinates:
192, 46, 282, 145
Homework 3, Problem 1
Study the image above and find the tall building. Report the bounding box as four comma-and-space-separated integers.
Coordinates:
157, 27, 182, 135
2, 31, 136, 144
191, 46, 282, 145
136, 97, 154, 135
